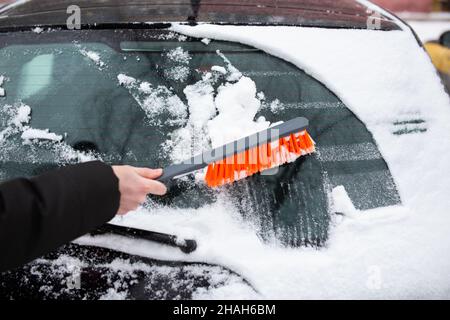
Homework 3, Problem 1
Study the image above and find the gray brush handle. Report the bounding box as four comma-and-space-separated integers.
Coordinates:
157, 117, 309, 182
157, 162, 206, 182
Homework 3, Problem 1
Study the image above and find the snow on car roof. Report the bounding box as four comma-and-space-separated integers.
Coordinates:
0, 0, 401, 31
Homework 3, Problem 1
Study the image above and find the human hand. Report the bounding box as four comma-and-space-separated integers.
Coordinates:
112, 166, 167, 215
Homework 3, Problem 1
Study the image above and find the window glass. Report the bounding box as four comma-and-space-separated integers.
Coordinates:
0, 30, 401, 247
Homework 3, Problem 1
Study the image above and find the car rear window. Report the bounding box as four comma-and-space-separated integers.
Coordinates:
0, 29, 401, 247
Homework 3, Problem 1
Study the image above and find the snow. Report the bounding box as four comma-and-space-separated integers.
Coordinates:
21, 128, 63, 142
31, 27, 44, 34
211, 65, 226, 74
117, 74, 136, 87
166, 47, 191, 64
183, 79, 216, 129
164, 47, 191, 82
0, 102, 98, 164
80, 21, 450, 299
164, 65, 190, 82
331, 186, 357, 217
0, 75, 5, 97
11, 103, 31, 127
216, 50, 243, 82
99, 288, 128, 300
208, 76, 270, 147
0, 103, 63, 144
0, 103, 30, 142
201, 38, 211, 45
162, 57, 276, 169
80, 49, 105, 68
118, 73, 188, 126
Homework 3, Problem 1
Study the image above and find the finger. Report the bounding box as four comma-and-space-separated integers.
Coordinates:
142, 179, 167, 196
135, 167, 163, 179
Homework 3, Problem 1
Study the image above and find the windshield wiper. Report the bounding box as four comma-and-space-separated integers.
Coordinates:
90, 224, 197, 254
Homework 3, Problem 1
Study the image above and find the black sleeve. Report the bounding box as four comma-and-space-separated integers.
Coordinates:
0, 161, 120, 272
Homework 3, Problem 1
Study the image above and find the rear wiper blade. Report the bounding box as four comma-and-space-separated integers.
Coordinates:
90, 224, 197, 254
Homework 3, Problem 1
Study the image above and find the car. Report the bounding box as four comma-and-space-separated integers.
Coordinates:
0, 0, 449, 300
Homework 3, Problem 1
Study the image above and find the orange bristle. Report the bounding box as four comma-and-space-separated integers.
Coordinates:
205, 130, 315, 187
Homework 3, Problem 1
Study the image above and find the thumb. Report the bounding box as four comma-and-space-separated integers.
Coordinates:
135, 167, 163, 180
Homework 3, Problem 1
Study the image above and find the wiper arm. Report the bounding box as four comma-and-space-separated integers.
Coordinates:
90, 224, 197, 254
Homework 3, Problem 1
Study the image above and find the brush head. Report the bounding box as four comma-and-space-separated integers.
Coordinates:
205, 129, 315, 187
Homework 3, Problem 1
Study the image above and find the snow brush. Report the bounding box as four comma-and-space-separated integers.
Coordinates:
157, 117, 315, 187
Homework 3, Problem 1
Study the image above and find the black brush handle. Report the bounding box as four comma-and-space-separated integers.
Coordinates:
91, 224, 197, 254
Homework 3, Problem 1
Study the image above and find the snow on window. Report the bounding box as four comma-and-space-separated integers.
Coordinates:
201, 38, 211, 45
0, 102, 31, 143
117, 73, 137, 87
216, 50, 242, 82
0, 75, 5, 97
21, 128, 63, 143
0, 102, 99, 165
117, 73, 188, 126
208, 76, 270, 147
31, 27, 44, 34
163, 47, 192, 82
154, 31, 187, 42
163, 51, 272, 171
79, 49, 105, 68
211, 65, 226, 74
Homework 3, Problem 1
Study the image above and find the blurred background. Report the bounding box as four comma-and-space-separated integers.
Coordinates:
373, 0, 449, 13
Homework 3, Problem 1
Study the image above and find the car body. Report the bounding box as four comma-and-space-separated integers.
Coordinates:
0, 0, 449, 300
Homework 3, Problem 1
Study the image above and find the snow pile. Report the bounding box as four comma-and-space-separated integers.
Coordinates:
21, 128, 63, 142
208, 76, 269, 147
164, 54, 271, 166
331, 186, 357, 217
117, 74, 136, 87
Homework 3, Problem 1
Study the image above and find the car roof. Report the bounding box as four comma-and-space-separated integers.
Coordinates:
0, 0, 401, 31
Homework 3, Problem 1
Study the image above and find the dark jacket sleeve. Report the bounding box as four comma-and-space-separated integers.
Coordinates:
0, 161, 120, 272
